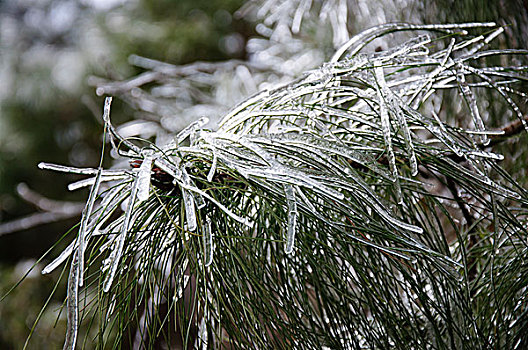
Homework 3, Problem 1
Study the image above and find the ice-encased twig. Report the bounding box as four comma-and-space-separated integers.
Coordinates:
441, 157, 521, 200
284, 184, 297, 254
197, 316, 208, 350
215, 134, 345, 200
203, 216, 213, 266
103, 176, 140, 292
42, 222, 108, 275
78, 167, 102, 287
359, 70, 419, 177
63, 251, 80, 350
175, 275, 190, 301
154, 157, 182, 180
193, 190, 207, 209
430, 110, 465, 157
295, 186, 317, 214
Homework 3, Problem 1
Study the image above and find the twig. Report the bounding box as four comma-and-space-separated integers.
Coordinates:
480, 114, 528, 148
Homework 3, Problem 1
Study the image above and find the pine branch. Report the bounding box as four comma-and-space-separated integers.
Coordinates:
30, 23, 528, 349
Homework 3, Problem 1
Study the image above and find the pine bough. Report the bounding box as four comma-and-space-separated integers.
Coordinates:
39, 23, 528, 349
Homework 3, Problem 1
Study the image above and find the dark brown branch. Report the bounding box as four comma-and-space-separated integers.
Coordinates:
445, 177, 478, 283
480, 114, 528, 148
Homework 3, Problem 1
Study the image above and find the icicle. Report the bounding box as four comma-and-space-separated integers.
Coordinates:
78, 167, 102, 287
176, 117, 209, 145
103, 176, 140, 293
456, 69, 488, 145
203, 216, 213, 266
384, 92, 419, 176
375, 65, 402, 204
42, 240, 75, 275
137, 148, 155, 202
63, 251, 80, 350
284, 184, 297, 254
67, 174, 128, 191
181, 168, 197, 232
38, 162, 104, 175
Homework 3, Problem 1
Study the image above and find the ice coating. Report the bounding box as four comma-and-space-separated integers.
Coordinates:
103, 176, 140, 293
284, 184, 297, 254
78, 167, 102, 287
137, 148, 155, 202
203, 216, 214, 266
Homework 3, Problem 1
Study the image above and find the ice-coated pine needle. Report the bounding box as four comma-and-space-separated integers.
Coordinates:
77, 167, 102, 287
374, 65, 403, 204
67, 174, 129, 191
63, 251, 80, 350
137, 148, 155, 202
284, 184, 297, 254
457, 71, 488, 145
42, 240, 76, 275
177, 116, 209, 145
103, 176, 140, 293
206, 146, 218, 182
181, 168, 197, 232
203, 216, 214, 266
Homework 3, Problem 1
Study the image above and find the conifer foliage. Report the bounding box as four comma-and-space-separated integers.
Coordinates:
38, 22, 528, 350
